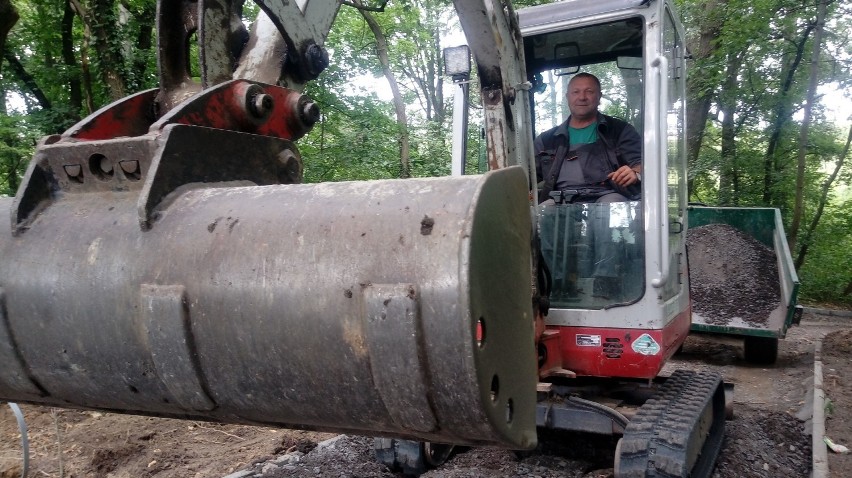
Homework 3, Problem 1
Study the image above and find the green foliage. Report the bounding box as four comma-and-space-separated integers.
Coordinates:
409, 120, 451, 177
298, 0, 458, 180
0, 112, 37, 196
673, 0, 852, 304
299, 61, 400, 182
299, 70, 452, 182
5, 2, 75, 107
797, 199, 852, 305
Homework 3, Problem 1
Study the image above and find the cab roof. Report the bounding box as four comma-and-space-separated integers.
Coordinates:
517, 0, 649, 34
518, 0, 648, 74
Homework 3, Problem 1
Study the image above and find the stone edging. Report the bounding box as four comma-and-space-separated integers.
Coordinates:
802, 306, 852, 318
813, 337, 828, 478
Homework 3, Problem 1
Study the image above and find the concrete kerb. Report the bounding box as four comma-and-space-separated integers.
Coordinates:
802, 306, 852, 318
812, 337, 828, 478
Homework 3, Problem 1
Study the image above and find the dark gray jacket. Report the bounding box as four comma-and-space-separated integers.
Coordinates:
534, 113, 642, 202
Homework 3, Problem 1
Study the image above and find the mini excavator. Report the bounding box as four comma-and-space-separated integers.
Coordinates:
0, 1, 727, 476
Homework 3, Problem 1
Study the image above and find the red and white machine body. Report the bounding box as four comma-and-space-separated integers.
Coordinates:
518, 0, 692, 381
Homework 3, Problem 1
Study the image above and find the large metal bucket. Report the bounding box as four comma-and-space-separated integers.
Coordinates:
0, 163, 537, 449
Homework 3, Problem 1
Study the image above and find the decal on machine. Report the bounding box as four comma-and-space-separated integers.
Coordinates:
632, 333, 660, 355
576, 334, 601, 347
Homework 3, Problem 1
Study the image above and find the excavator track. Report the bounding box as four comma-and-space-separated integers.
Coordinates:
615, 370, 725, 478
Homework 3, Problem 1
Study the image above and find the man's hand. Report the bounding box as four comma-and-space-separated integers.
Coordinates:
607, 166, 641, 187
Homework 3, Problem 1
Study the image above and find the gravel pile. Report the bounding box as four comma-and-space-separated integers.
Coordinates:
711, 404, 811, 478
246, 435, 393, 477
687, 223, 780, 326
238, 406, 810, 478
245, 435, 610, 478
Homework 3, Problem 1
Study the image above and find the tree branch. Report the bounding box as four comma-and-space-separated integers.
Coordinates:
794, 123, 852, 269
340, 0, 388, 12
3, 52, 52, 110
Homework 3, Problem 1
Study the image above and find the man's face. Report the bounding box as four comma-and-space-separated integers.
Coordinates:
566, 76, 601, 120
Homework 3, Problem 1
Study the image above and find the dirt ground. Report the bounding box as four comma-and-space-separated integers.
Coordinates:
1, 311, 849, 478
0, 409, 334, 478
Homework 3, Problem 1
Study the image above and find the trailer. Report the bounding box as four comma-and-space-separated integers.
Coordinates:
687, 206, 802, 364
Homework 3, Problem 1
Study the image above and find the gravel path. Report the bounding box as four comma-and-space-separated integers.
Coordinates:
232, 315, 846, 478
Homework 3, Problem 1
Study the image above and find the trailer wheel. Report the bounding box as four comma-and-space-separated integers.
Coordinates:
743, 336, 778, 365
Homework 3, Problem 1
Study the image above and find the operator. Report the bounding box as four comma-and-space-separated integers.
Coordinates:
534, 72, 643, 301
534, 72, 642, 205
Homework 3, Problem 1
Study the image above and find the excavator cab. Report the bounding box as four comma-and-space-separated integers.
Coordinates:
517, 0, 693, 381
527, 14, 648, 309
516, 5, 726, 478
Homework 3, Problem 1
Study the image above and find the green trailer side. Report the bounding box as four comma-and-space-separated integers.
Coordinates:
686, 206, 801, 363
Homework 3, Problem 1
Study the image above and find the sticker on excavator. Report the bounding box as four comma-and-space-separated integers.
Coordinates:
631, 333, 660, 355
575, 334, 601, 347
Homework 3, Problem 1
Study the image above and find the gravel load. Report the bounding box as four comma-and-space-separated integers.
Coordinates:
687, 223, 781, 327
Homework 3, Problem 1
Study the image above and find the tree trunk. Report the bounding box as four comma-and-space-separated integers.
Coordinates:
132, 2, 156, 86
717, 52, 743, 206
81, 35, 96, 114
357, 3, 411, 178
685, 0, 726, 196
761, 22, 814, 205
72, 0, 128, 101
67, 0, 96, 113
0, 0, 18, 77
794, 124, 851, 270
542, 72, 557, 128
62, 0, 83, 119
399, 0, 445, 125
789, 0, 827, 251
423, 1, 444, 125
430, 17, 443, 124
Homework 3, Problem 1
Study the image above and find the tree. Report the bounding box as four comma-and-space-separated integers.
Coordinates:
677, 0, 851, 305
789, 0, 828, 250
716, 51, 744, 205
72, 0, 128, 100
760, 11, 814, 207
351, 0, 413, 178
393, 0, 448, 124
795, 124, 851, 269
679, 0, 726, 195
